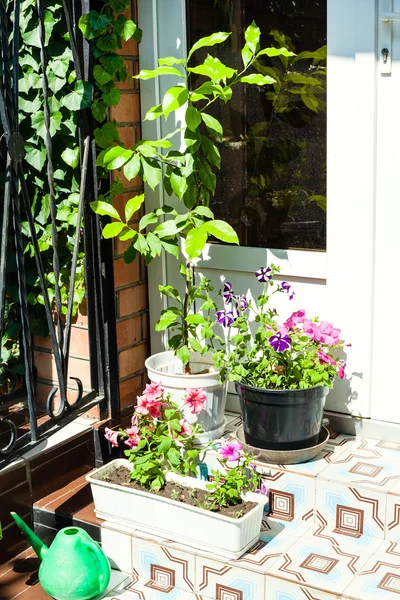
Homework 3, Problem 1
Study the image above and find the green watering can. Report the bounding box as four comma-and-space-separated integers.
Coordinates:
11, 512, 111, 600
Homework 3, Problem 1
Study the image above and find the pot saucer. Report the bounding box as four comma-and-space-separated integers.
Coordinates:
234, 425, 330, 465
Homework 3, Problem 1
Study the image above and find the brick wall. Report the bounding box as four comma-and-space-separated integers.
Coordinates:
33, 0, 150, 413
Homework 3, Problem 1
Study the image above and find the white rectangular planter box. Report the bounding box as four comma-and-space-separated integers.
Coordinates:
87, 459, 266, 559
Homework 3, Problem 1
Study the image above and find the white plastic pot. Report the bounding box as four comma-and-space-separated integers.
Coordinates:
87, 459, 265, 560
145, 351, 228, 442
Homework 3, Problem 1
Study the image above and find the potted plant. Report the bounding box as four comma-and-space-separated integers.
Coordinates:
213, 265, 348, 451
90, 23, 291, 440
87, 383, 267, 559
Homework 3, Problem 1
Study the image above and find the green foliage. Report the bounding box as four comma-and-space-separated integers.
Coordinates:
89, 21, 286, 372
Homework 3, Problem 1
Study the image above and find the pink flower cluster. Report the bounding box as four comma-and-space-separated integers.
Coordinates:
283, 309, 341, 347
104, 385, 207, 449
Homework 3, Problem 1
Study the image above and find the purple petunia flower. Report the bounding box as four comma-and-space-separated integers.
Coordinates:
255, 267, 272, 283
223, 282, 234, 303
281, 281, 290, 292
269, 332, 292, 352
235, 295, 249, 311
216, 310, 235, 327
289, 291, 295, 301
219, 441, 242, 462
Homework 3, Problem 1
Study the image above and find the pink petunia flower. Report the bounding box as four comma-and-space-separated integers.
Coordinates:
179, 418, 193, 437
125, 436, 140, 448
135, 395, 163, 419
317, 350, 337, 366
104, 427, 120, 447
184, 388, 207, 414
338, 361, 346, 379
141, 382, 163, 402
219, 440, 242, 463
284, 309, 306, 330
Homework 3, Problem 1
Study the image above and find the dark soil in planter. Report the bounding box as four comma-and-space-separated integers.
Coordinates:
102, 466, 257, 519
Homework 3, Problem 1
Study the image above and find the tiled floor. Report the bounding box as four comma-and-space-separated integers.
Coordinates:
3, 417, 400, 599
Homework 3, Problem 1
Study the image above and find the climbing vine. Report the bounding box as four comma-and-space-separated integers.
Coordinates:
0, 0, 140, 387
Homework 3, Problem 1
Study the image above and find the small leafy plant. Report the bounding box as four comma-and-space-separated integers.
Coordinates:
213, 265, 348, 389
91, 22, 291, 373
104, 384, 206, 490
205, 441, 262, 513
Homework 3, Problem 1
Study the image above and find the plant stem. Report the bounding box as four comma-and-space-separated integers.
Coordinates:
183, 261, 192, 374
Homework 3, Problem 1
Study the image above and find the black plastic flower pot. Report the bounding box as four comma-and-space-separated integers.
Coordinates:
235, 382, 329, 451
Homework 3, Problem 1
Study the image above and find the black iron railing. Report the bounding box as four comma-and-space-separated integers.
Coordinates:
0, 0, 120, 466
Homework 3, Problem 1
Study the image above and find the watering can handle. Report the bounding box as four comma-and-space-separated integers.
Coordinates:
81, 539, 110, 591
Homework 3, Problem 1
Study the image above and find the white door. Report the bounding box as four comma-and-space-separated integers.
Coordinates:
138, 0, 379, 421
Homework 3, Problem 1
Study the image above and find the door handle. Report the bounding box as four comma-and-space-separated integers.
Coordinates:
381, 12, 400, 21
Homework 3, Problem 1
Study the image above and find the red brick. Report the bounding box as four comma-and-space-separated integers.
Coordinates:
118, 283, 148, 317
118, 342, 149, 378
118, 126, 136, 149
141, 311, 149, 340
110, 93, 140, 123
34, 352, 91, 389
34, 381, 90, 409
116, 316, 142, 348
113, 257, 140, 288
119, 374, 143, 409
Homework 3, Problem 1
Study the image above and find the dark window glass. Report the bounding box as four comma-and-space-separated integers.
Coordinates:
187, 0, 327, 250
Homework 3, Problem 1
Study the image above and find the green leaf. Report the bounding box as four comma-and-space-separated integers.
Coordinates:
147, 232, 162, 256
309, 195, 327, 211
91, 101, 108, 122
24, 144, 46, 171
198, 159, 216, 191
88, 11, 110, 31
162, 86, 189, 120
124, 154, 141, 181
158, 437, 172, 454
239, 74, 275, 85
141, 158, 162, 190
93, 65, 113, 85
188, 31, 231, 60
135, 66, 184, 80
19, 96, 41, 114
139, 212, 158, 231
109, 0, 130, 12
201, 137, 221, 168
244, 21, 261, 53
103, 146, 133, 170
185, 105, 202, 132
168, 447, 181, 465
125, 194, 145, 221
124, 244, 137, 264
158, 285, 181, 301
31, 111, 62, 139
97, 33, 118, 52
170, 172, 188, 199
22, 10, 57, 47
90, 201, 121, 221
204, 220, 239, 244
194, 206, 214, 219
61, 147, 80, 168
189, 55, 236, 83
154, 220, 179, 237
119, 229, 136, 241
159, 56, 185, 66
241, 43, 253, 68
176, 345, 190, 365
94, 122, 119, 149
201, 113, 223, 140
185, 226, 208, 259
37, 195, 50, 225
114, 17, 141, 42
161, 239, 179, 258
186, 314, 206, 325
100, 54, 124, 74
103, 87, 121, 107
258, 47, 294, 58
156, 309, 178, 331
103, 222, 125, 238
144, 104, 163, 121
62, 81, 93, 111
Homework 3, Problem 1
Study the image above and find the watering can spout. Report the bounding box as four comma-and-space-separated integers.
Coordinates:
11, 512, 49, 561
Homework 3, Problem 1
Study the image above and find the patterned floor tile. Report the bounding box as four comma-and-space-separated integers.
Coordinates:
112, 573, 195, 599
343, 540, 400, 599
386, 481, 400, 543
267, 525, 379, 595
195, 555, 265, 600
227, 520, 300, 574
317, 446, 400, 493
265, 575, 342, 599
257, 469, 316, 530
316, 478, 387, 539
94, 570, 132, 599
131, 537, 195, 594
350, 437, 400, 458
